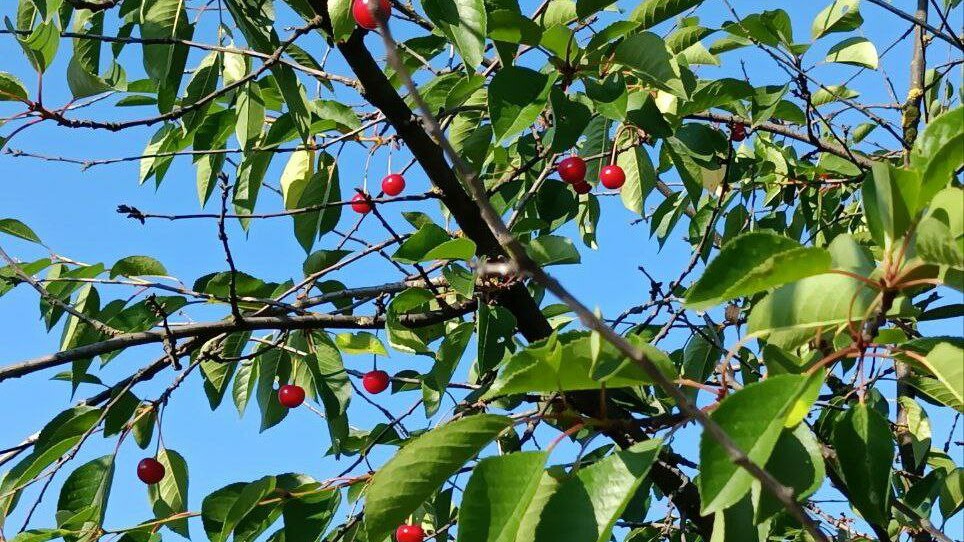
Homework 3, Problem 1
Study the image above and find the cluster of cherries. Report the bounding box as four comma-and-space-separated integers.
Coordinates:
557, 156, 626, 194
135, 369, 415, 535
350, 173, 406, 214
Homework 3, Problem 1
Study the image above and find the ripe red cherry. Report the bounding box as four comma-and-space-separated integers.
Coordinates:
599, 165, 626, 189
137, 458, 165, 485
278, 384, 306, 408
730, 123, 747, 142
352, 0, 391, 30
572, 180, 592, 195
381, 174, 406, 196
395, 524, 425, 542
557, 156, 587, 184
351, 192, 372, 214
362, 370, 391, 394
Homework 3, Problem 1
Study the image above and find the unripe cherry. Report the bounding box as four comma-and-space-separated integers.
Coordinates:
278, 384, 306, 408
362, 370, 390, 394
599, 164, 626, 189
351, 192, 372, 214
557, 156, 587, 184
352, 0, 391, 30
137, 457, 165, 485
395, 524, 425, 542
381, 173, 406, 196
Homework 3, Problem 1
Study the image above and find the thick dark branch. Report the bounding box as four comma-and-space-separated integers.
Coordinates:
322, 22, 552, 342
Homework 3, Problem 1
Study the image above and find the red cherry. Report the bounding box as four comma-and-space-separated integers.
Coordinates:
137, 458, 165, 485
730, 123, 747, 142
362, 370, 391, 394
599, 165, 626, 189
381, 174, 406, 196
572, 181, 592, 195
352, 0, 391, 30
557, 156, 587, 184
395, 524, 425, 542
351, 192, 372, 214
278, 384, 306, 408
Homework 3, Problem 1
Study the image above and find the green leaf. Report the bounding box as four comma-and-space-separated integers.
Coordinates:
233, 360, 258, 416
0, 72, 29, 102
56, 455, 114, 533
939, 468, 963, 519
483, 333, 675, 399
140, 0, 192, 112
477, 304, 516, 373
911, 106, 963, 207
423, 0, 487, 70
685, 232, 832, 310
66, 55, 113, 99
198, 332, 249, 409
422, 238, 477, 262
811, 0, 863, 39
615, 146, 656, 215
863, 162, 919, 247
0, 218, 42, 244
456, 452, 549, 542
327, 0, 355, 42
9, 530, 75, 542
533, 440, 662, 542
747, 273, 877, 339
14, 20, 59, 74
489, 66, 557, 144
201, 476, 277, 542
488, 10, 543, 45
710, 495, 767, 542
915, 343, 964, 411
897, 397, 932, 471
335, 332, 388, 356
526, 235, 580, 266
811, 84, 859, 106
547, 88, 591, 153
280, 480, 340, 539
631, 0, 703, 29
614, 32, 687, 98
916, 217, 964, 268
698, 374, 817, 514
109, 256, 168, 278
385, 288, 438, 354
280, 149, 314, 217
751, 425, 825, 522
393, 223, 453, 263
302, 249, 352, 276
364, 415, 512, 541
181, 51, 222, 133
423, 322, 473, 416
0, 407, 102, 522
235, 82, 265, 150
148, 448, 190, 537
832, 403, 894, 527
825, 37, 878, 69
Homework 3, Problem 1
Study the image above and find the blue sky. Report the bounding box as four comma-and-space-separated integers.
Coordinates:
0, 0, 961, 540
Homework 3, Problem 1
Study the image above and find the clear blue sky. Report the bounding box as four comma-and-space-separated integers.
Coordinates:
0, 0, 960, 539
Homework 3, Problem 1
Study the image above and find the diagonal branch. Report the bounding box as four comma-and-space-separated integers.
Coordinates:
0, 302, 475, 383
371, 13, 831, 542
